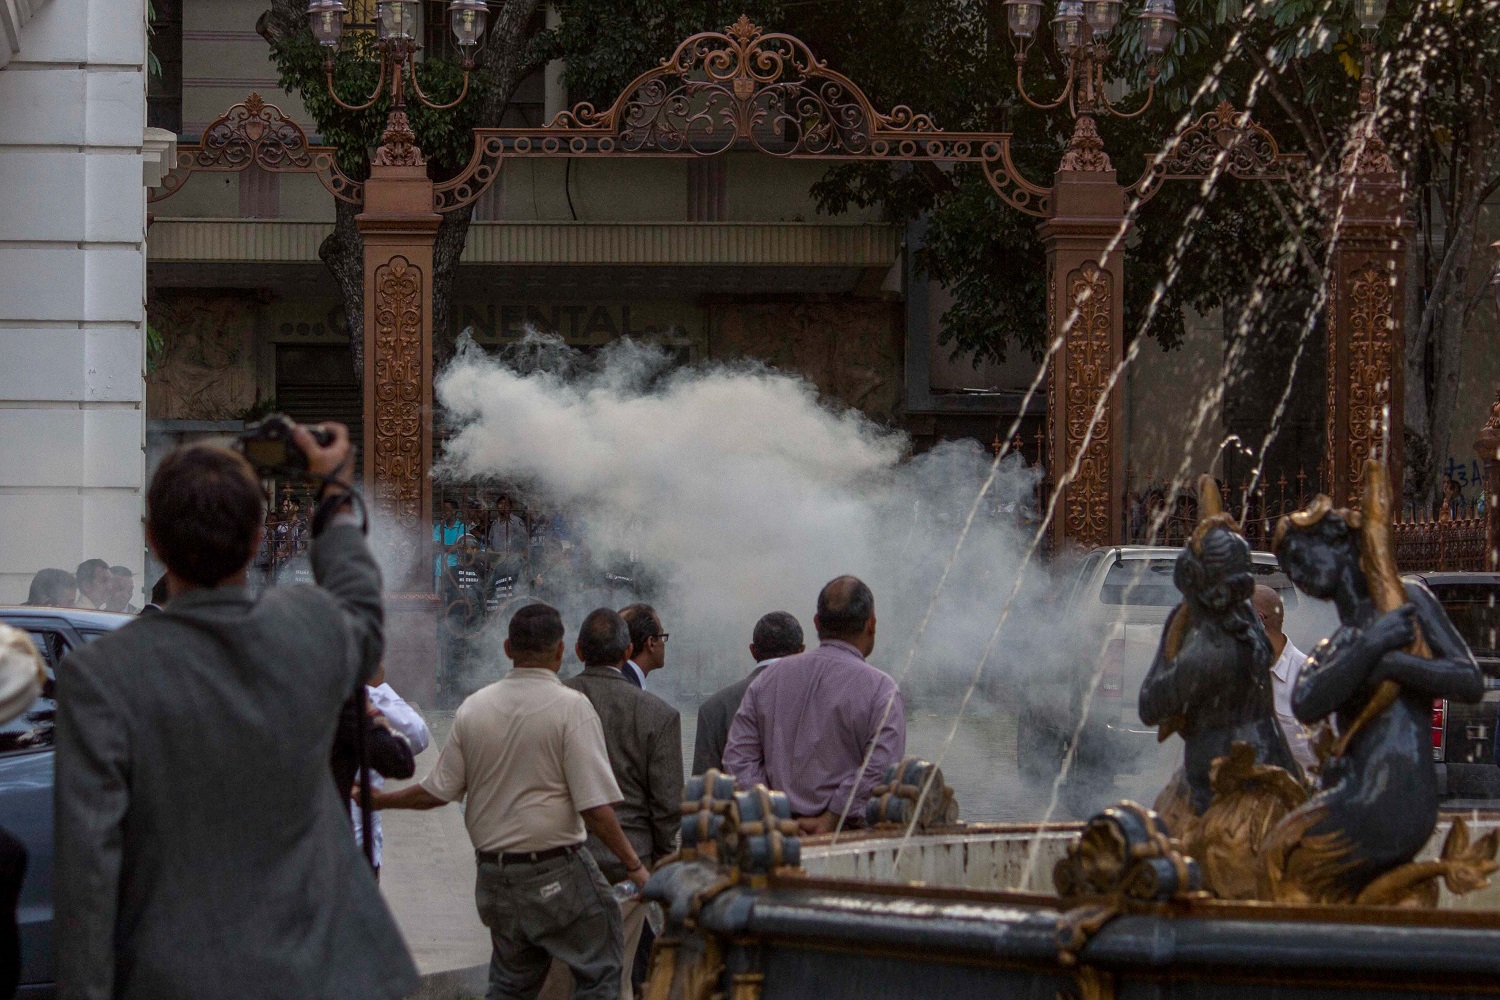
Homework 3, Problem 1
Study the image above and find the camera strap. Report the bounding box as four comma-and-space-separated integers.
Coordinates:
355, 682, 375, 870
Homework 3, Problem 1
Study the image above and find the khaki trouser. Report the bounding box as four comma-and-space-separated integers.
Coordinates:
539, 898, 648, 1000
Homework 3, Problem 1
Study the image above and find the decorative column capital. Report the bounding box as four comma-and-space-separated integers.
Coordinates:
1340, 113, 1395, 175
1059, 115, 1113, 173
1477, 388, 1500, 460
375, 110, 425, 167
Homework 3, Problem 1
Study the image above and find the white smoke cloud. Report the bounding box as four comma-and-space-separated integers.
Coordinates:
434, 333, 1051, 703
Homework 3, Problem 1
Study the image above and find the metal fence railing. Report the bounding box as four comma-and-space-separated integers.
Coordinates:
1123, 472, 1490, 573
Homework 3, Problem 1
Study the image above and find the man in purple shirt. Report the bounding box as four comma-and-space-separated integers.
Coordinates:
723, 576, 906, 834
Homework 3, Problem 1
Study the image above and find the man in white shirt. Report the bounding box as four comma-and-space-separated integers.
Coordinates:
372, 603, 647, 1000
350, 677, 432, 875
1253, 585, 1316, 776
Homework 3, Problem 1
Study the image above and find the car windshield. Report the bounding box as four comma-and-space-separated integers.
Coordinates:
1427, 584, 1500, 656
1100, 559, 1293, 607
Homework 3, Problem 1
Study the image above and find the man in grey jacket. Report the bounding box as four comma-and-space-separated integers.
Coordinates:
566, 609, 682, 995
691, 612, 804, 776
54, 424, 418, 1000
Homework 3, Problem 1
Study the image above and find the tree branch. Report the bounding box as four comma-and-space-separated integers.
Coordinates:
1245, 45, 1326, 162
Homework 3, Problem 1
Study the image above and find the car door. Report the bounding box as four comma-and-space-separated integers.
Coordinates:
0, 618, 77, 992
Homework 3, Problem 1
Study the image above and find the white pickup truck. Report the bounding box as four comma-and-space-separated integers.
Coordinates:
1015, 546, 1338, 809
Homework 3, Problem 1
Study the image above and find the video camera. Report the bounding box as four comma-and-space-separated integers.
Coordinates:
236, 414, 333, 477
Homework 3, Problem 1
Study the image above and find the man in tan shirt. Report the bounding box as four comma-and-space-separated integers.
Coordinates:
374, 603, 647, 1000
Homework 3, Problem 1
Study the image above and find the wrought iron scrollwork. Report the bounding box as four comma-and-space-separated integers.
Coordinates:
148, 93, 364, 205
441, 16, 1047, 217
1129, 101, 1302, 203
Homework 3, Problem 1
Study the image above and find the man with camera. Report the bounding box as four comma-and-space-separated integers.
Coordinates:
54, 421, 418, 1000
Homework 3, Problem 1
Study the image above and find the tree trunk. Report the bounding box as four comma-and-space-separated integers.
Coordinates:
319, 197, 367, 385
432, 208, 474, 367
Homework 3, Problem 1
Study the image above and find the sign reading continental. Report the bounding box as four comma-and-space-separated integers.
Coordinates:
265, 299, 706, 350
456, 300, 704, 346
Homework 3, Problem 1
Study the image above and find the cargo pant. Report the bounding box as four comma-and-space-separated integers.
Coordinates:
475, 848, 623, 1000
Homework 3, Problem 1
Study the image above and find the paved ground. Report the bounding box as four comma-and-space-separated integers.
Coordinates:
379, 712, 493, 983
379, 697, 1178, 986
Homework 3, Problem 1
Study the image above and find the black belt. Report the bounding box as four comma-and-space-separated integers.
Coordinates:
476, 843, 579, 865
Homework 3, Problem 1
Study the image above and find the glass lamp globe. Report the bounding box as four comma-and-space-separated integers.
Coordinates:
449, 0, 489, 47
1354, 0, 1388, 32
1004, 0, 1045, 39
376, 0, 419, 43
307, 0, 348, 47
1140, 0, 1179, 55
1083, 0, 1122, 36
1053, 0, 1085, 52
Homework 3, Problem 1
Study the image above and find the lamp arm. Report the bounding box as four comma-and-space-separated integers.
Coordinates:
327, 48, 389, 112
1015, 56, 1077, 112
1097, 72, 1156, 120
408, 62, 472, 111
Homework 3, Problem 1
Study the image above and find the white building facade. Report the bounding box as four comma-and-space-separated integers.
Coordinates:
0, 0, 167, 604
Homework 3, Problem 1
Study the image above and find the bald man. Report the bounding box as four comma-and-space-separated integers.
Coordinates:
1252, 585, 1316, 775
723, 576, 905, 835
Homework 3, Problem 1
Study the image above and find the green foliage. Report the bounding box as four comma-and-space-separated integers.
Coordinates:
146, 2, 162, 80
145, 320, 164, 373
547, 0, 788, 107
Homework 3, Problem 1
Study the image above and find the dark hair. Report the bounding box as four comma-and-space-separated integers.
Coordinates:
75, 558, 109, 589
110, 565, 132, 577
150, 574, 170, 605
816, 576, 875, 640
146, 445, 264, 587
619, 603, 661, 655
508, 602, 564, 656
577, 607, 631, 666
27, 568, 76, 606
752, 611, 803, 659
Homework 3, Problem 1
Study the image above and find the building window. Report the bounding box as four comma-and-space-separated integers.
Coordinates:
147, 0, 183, 134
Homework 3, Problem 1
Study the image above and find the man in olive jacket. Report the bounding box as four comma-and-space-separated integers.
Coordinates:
564, 609, 683, 883
54, 425, 418, 1000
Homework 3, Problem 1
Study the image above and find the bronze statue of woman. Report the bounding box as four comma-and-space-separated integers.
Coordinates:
1265, 461, 1485, 904
1139, 477, 1299, 819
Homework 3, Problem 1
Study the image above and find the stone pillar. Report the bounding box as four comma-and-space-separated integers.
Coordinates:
1476, 389, 1500, 572
1041, 167, 1128, 550
357, 114, 440, 582
1324, 131, 1409, 507
0, 0, 152, 602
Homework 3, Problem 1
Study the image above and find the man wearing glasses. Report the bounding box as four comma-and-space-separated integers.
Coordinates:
619, 603, 669, 690
567, 607, 682, 997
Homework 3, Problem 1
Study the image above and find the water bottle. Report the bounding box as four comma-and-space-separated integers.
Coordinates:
610, 880, 640, 903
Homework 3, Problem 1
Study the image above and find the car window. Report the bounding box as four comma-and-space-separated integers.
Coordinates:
1100, 559, 1294, 607
0, 629, 64, 755
1100, 560, 1181, 606
1426, 584, 1499, 656
1059, 551, 1105, 609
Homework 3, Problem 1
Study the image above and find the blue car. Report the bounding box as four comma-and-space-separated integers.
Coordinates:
1, 606, 131, 999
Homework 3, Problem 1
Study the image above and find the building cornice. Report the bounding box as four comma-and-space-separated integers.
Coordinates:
142, 128, 178, 188
0, 0, 54, 69
146, 220, 901, 267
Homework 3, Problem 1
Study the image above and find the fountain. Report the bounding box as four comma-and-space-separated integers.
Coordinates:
640, 460, 1500, 1000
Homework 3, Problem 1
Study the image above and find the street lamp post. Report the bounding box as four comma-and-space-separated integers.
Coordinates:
996, 0, 1176, 549
1002, 0, 1177, 170
303, 0, 491, 560
309, 0, 489, 115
